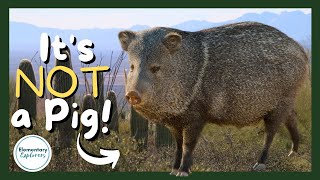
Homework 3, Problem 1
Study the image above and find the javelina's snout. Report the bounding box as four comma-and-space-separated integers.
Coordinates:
125, 91, 141, 105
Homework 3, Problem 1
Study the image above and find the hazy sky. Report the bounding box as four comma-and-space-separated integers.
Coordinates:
10, 8, 311, 29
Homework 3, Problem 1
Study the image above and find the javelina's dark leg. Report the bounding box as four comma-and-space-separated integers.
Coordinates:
254, 103, 290, 171
258, 120, 277, 163
286, 110, 299, 156
177, 124, 203, 176
170, 128, 183, 175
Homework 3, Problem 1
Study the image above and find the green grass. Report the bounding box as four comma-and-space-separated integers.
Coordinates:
9, 78, 311, 172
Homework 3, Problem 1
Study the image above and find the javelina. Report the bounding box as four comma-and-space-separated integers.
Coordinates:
118, 22, 309, 176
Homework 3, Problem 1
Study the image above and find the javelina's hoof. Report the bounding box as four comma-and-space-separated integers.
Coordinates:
252, 163, 266, 171
169, 169, 178, 176
176, 171, 189, 177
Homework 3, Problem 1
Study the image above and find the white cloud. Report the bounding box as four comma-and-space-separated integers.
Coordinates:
9, 8, 311, 30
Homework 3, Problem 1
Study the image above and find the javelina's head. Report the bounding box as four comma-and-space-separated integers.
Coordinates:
118, 28, 192, 120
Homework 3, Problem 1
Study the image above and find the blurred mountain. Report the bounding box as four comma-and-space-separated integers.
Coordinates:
173, 11, 311, 43
10, 10, 311, 60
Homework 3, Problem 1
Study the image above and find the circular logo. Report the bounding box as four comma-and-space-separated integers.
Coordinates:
13, 135, 52, 172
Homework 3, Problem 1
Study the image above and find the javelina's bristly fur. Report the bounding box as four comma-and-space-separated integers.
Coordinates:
119, 22, 309, 175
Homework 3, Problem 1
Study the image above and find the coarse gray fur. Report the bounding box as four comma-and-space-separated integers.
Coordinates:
118, 22, 309, 175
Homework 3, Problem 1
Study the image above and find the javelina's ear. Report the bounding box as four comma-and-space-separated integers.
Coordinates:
163, 32, 182, 54
118, 30, 136, 51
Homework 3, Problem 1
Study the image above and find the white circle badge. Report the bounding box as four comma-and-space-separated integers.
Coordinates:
13, 135, 52, 172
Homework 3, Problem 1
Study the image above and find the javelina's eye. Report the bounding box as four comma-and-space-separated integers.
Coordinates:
150, 66, 160, 74
130, 64, 134, 72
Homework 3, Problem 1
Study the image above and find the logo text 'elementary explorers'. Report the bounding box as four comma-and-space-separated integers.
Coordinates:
11, 33, 120, 170
13, 135, 52, 172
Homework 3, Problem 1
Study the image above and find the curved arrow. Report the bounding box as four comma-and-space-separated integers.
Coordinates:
76, 133, 120, 168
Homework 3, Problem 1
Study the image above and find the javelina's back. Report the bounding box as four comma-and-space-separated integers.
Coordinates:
200, 22, 308, 126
